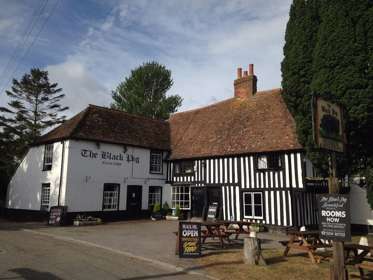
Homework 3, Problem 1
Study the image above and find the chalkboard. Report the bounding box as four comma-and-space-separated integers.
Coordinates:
318, 194, 350, 241
207, 203, 218, 220
48, 206, 67, 226
179, 222, 201, 258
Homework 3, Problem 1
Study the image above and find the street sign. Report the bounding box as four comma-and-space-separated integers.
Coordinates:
313, 97, 345, 152
178, 222, 201, 258
318, 194, 351, 241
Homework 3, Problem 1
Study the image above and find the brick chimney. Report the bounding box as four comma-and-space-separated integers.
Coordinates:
234, 64, 257, 98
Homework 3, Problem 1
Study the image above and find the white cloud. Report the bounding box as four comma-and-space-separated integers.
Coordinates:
43, 0, 292, 115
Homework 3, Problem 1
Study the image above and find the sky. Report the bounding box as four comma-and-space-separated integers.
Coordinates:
0, 0, 292, 117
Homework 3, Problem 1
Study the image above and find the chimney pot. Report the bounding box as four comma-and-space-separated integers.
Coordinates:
237, 68, 242, 78
249, 64, 254, 75
243, 70, 248, 77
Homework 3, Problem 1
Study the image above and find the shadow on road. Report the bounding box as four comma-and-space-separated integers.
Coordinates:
3, 268, 63, 280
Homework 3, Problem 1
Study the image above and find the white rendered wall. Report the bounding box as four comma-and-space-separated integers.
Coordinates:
64, 140, 169, 212
350, 182, 373, 225
6, 142, 66, 210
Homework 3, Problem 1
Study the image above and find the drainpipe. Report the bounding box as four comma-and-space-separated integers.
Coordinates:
57, 141, 65, 206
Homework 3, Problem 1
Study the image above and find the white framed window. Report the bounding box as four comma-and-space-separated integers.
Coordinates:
257, 154, 282, 170
40, 183, 50, 211
103, 183, 120, 211
171, 186, 191, 209
43, 144, 54, 171
150, 151, 163, 174
243, 192, 263, 219
148, 186, 162, 208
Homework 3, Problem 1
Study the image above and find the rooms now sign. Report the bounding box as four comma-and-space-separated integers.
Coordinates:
318, 194, 351, 241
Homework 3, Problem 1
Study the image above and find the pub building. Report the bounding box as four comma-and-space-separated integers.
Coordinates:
5, 64, 350, 228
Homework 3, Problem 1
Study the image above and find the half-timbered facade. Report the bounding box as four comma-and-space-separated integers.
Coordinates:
167, 64, 326, 228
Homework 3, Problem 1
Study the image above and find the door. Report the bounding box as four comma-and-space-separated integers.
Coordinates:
127, 185, 142, 218
207, 187, 223, 220
191, 187, 205, 217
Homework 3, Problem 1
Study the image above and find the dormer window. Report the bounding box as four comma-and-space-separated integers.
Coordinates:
42, 144, 53, 171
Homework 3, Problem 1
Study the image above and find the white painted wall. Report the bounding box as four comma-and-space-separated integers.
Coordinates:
63, 140, 169, 212
6, 142, 65, 210
350, 182, 373, 225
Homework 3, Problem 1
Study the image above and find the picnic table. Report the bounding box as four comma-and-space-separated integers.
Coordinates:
201, 220, 251, 248
282, 230, 331, 264
344, 243, 373, 264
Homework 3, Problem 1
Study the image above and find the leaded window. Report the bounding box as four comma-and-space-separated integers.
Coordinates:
40, 183, 50, 211
103, 183, 120, 210
43, 144, 54, 171
171, 186, 190, 209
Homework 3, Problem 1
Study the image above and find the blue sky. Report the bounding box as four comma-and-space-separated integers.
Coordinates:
0, 0, 292, 116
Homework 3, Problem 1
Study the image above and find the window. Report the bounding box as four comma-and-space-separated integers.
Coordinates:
102, 183, 120, 211
148, 186, 162, 208
171, 186, 191, 209
256, 154, 282, 170
40, 183, 50, 211
150, 151, 163, 174
43, 144, 54, 171
174, 161, 194, 175
243, 192, 263, 219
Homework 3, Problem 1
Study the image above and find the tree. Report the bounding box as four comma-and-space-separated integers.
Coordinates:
0, 68, 68, 203
111, 62, 182, 120
282, 0, 373, 204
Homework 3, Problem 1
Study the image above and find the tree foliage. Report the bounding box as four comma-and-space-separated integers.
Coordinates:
282, 0, 373, 204
111, 62, 182, 120
0, 68, 68, 203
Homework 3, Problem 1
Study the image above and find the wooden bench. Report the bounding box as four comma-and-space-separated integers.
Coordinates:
355, 262, 373, 279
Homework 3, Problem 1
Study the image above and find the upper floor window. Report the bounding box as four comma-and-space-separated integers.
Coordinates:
256, 154, 282, 170
174, 161, 194, 175
150, 151, 163, 174
43, 144, 54, 171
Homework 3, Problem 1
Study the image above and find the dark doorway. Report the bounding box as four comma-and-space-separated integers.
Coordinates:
191, 187, 205, 217
127, 185, 142, 218
207, 187, 223, 220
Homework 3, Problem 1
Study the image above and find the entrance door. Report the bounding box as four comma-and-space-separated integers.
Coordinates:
207, 187, 223, 220
191, 188, 205, 217
127, 185, 142, 218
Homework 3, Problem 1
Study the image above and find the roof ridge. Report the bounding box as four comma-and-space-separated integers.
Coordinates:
170, 88, 282, 117
88, 104, 169, 124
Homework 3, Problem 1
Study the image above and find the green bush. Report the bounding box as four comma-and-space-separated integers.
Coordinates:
162, 202, 171, 215
152, 203, 161, 213
175, 204, 181, 217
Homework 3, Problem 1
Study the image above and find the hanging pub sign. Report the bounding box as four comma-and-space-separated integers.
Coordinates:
313, 96, 345, 152
318, 194, 351, 241
178, 222, 202, 258
48, 206, 67, 226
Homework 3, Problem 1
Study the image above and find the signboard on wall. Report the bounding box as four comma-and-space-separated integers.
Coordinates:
48, 206, 67, 226
318, 194, 351, 241
313, 97, 345, 152
207, 203, 218, 220
179, 222, 201, 258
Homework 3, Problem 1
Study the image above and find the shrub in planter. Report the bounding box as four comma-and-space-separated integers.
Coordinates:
151, 203, 162, 220
175, 205, 181, 217
162, 202, 171, 216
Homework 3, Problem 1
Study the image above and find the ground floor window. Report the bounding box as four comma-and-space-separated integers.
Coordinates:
103, 183, 120, 210
243, 192, 263, 219
40, 183, 50, 211
148, 186, 162, 208
171, 186, 190, 209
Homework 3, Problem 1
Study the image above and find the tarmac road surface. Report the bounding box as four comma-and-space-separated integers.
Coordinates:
0, 222, 212, 280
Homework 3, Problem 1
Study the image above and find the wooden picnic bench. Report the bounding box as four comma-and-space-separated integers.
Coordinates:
282, 230, 331, 264
344, 243, 373, 265
355, 262, 373, 279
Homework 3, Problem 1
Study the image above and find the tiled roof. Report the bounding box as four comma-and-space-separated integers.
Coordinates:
35, 105, 170, 151
168, 89, 302, 159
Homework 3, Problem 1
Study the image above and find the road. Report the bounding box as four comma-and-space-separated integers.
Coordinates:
0, 223, 210, 280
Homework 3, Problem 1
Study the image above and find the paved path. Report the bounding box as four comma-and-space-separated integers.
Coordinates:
0, 221, 213, 280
